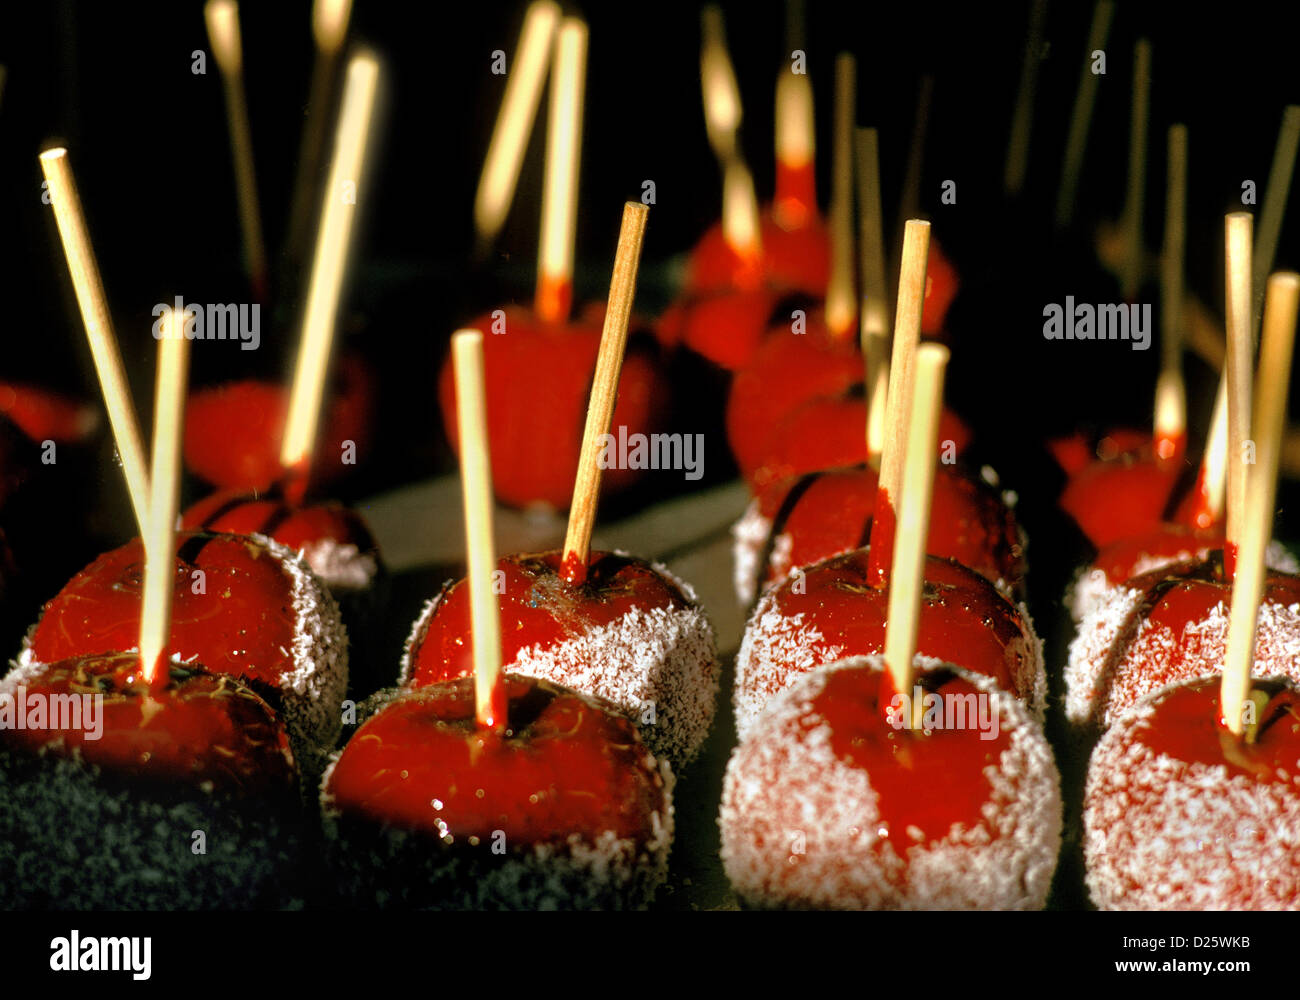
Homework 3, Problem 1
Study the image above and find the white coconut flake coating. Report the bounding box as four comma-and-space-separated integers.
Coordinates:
319, 723, 675, 909
15, 533, 349, 774
1064, 576, 1300, 729
731, 498, 773, 606
299, 537, 380, 594
400, 554, 718, 768
733, 586, 1045, 742
1067, 540, 1300, 623
719, 655, 1062, 910
1084, 680, 1300, 910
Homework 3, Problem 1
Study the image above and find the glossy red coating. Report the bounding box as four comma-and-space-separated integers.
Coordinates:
1, 651, 296, 794
325, 674, 664, 846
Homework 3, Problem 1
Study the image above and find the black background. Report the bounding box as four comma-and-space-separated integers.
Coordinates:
0, 0, 1298, 924
0, 0, 1296, 452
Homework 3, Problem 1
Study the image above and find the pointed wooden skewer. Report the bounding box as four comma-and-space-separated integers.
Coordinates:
868, 219, 930, 588
280, 50, 381, 488
535, 17, 587, 325
1221, 272, 1300, 738
1055, 0, 1115, 228
1154, 124, 1187, 465
825, 52, 856, 340
884, 342, 950, 729
205, 0, 268, 301
451, 329, 506, 731
138, 308, 190, 685
1224, 213, 1255, 573
855, 126, 888, 468
39, 148, 150, 533
700, 4, 742, 164
1004, 0, 1047, 198
561, 202, 650, 586
474, 0, 560, 251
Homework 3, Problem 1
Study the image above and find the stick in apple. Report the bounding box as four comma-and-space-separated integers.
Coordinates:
867, 218, 930, 588
138, 307, 190, 685
1003, 0, 1047, 198
560, 201, 650, 586
535, 17, 587, 325
722, 158, 763, 268
1154, 124, 1187, 464
825, 52, 856, 340
38, 148, 150, 533
286, 0, 355, 272
474, 1, 560, 253
1221, 271, 1300, 737
280, 50, 381, 491
205, 0, 268, 301
855, 126, 888, 467
1055, 0, 1115, 229
773, 53, 815, 230
700, 4, 742, 165
892, 75, 933, 266
1118, 39, 1152, 300
1196, 213, 1257, 537
884, 342, 950, 729
1252, 105, 1300, 337
451, 329, 506, 731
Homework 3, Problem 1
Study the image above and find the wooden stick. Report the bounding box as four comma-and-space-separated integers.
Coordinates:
722, 158, 763, 263
1055, 0, 1115, 228
205, 0, 268, 301
1003, 0, 1047, 198
452, 330, 506, 731
286, 0, 354, 274
856, 127, 888, 340
868, 219, 930, 588
474, 1, 560, 249
39, 148, 150, 533
1252, 106, 1300, 337
773, 65, 815, 230
893, 75, 933, 262
1225, 212, 1254, 566
280, 50, 381, 476
885, 343, 949, 728
855, 127, 889, 467
1221, 272, 1300, 737
535, 18, 587, 324
561, 202, 649, 585
825, 53, 856, 340
138, 309, 190, 685
700, 4, 742, 164
1154, 124, 1187, 462
1198, 379, 1228, 526
312, 0, 351, 53
1118, 39, 1152, 300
